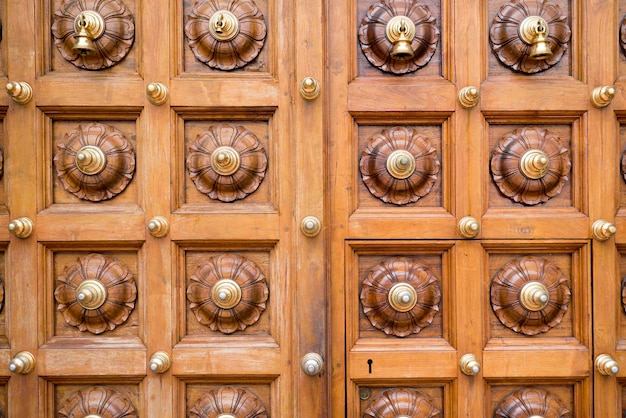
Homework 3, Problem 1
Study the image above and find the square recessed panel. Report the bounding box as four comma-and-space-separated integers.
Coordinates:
358, 386, 444, 416
185, 382, 272, 417
54, 383, 140, 416
489, 384, 575, 416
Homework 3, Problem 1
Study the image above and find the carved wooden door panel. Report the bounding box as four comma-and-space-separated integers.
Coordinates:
0, 0, 326, 416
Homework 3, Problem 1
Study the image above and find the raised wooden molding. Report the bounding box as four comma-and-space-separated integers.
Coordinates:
494, 387, 570, 417
58, 386, 138, 417
363, 388, 441, 417
189, 386, 268, 417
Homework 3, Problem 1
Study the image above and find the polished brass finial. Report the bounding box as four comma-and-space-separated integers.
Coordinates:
72, 11, 105, 55
386, 16, 416, 60
518, 16, 552, 60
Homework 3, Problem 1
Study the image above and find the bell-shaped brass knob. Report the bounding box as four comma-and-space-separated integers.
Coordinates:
8, 217, 33, 239
591, 86, 615, 108
300, 77, 321, 100
460, 354, 481, 376
592, 219, 616, 241
595, 354, 619, 376
386, 16, 416, 60
72, 11, 105, 55
6, 81, 32, 104
148, 216, 170, 238
9, 351, 35, 374
146, 82, 168, 105
301, 216, 322, 237
149, 351, 172, 374
301, 352, 324, 376
518, 15, 552, 60
212, 279, 242, 309
458, 86, 480, 109
209, 11, 239, 41
458, 216, 479, 238
519, 281, 549, 311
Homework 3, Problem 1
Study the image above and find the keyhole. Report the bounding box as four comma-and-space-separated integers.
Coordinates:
367, 359, 373, 374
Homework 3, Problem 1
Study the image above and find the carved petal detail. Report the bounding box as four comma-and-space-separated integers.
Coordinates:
0, 144, 4, 179
494, 387, 570, 418
621, 276, 626, 316
0, 273, 4, 314
54, 122, 136, 202
360, 127, 440, 205
490, 127, 571, 205
620, 147, 626, 185
187, 254, 269, 334
186, 124, 268, 202
189, 386, 268, 417
621, 15, 626, 58
58, 386, 138, 417
361, 257, 441, 337
51, 0, 135, 70
185, 0, 267, 71
363, 388, 441, 418
54, 253, 137, 334
489, 0, 571, 73
491, 256, 571, 336
358, 0, 439, 74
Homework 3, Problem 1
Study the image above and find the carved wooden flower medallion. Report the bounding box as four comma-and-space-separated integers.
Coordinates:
58, 386, 138, 417
54, 253, 137, 335
187, 124, 268, 202
494, 387, 570, 418
190, 386, 268, 417
489, 0, 571, 74
185, 0, 267, 71
490, 127, 571, 206
491, 256, 571, 336
358, 0, 439, 74
361, 257, 441, 337
54, 122, 136, 202
360, 127, 440, 205
187, 253, 269, 334
51, 0, 135, 70
363, 388, 441, 418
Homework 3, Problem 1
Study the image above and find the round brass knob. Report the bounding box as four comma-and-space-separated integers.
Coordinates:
6, 81, 32, 104
212, 279, 242, 309
519, 281, 549, 311
84, 415, 103, 418
76, 280, 107, 310
459, 354, 480, 376
592, 219, 616, 241
8, 217, 33, 239
149, 351, 172, 374
519, 149, 549, 179
209, 11, 239, 41
388, 282, 417, 312
458, 86, 480, 109
386, 150, 416, 179
591, 86, 615, 108
76, 145, 107, 175
595, 354, 619, 375
211, 146, 241, 176
386, 16, 416, 60
148, 216, 170, 238
301, 352, 324, 376
300, 77, 321, 100
301, 216, 322, 237
217, 415, 235, 418
8, 351, 35, 374
458, 216, 479, 238
146, 82, 168, 105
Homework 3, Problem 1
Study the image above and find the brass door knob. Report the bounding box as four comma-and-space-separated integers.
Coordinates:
458, 216, 479, 238
146, 82, 168, 105
6, 81, 32, 104
388, 283, 417, 312
301, 216, 322, 237
212, 279, 242, 309
76, 280, 108, 310
147, 216, 169, 238
592, 219, 616, 241
149, 351, 172, 373
459, 354, 480, 376
301, 352, 324, 376
519, 281, 549, 311
458, 86, 480, 109
8, 217, 33, 239
591, 86, 615, 108
300, 77, 321, 100
595, 354, 619, 375
9, 351, 35, 374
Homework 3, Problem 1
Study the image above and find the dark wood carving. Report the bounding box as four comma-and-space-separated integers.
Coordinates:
187, 253, 269, 334
360, 127, 440, 205
54, 253, 137, 335
490, 127, 571, 205
363, 388, 441, 418
189, 386, 268, 417
621, 276, 626, 316
495, 387, 570, 418
620, 148, 626, 185
489, 0, 571, 74
185, 0, 267, 71
58, 386, 138, 417
360, 257, 441, 337
0, 145, 4, 179
54, 122, 136, 202
621, 15, 626, 58
0, 273, 4, 314
491, 256, 571, 336
358, 0, 439, 74
187, 124, 268, 202
51, 0, 135, 70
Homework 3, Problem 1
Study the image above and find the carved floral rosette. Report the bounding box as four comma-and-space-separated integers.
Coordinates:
51, 0, 135, 70
189, 386, 268, 417
490, 256, 571, 336
494, 387, 570, 418
54, 253, 137, 334
187, 124, 268, 202
187, 253, 269, 334
489, 0, 571, 74
185, 0, 267, 71
54, 122, 136, 202
58, 386, 138, 417
490, 127, 571, 205
358, 0, 439, 74
360, 127, 440, 205
360, 257, 441, 337
363, 388, 441, 418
